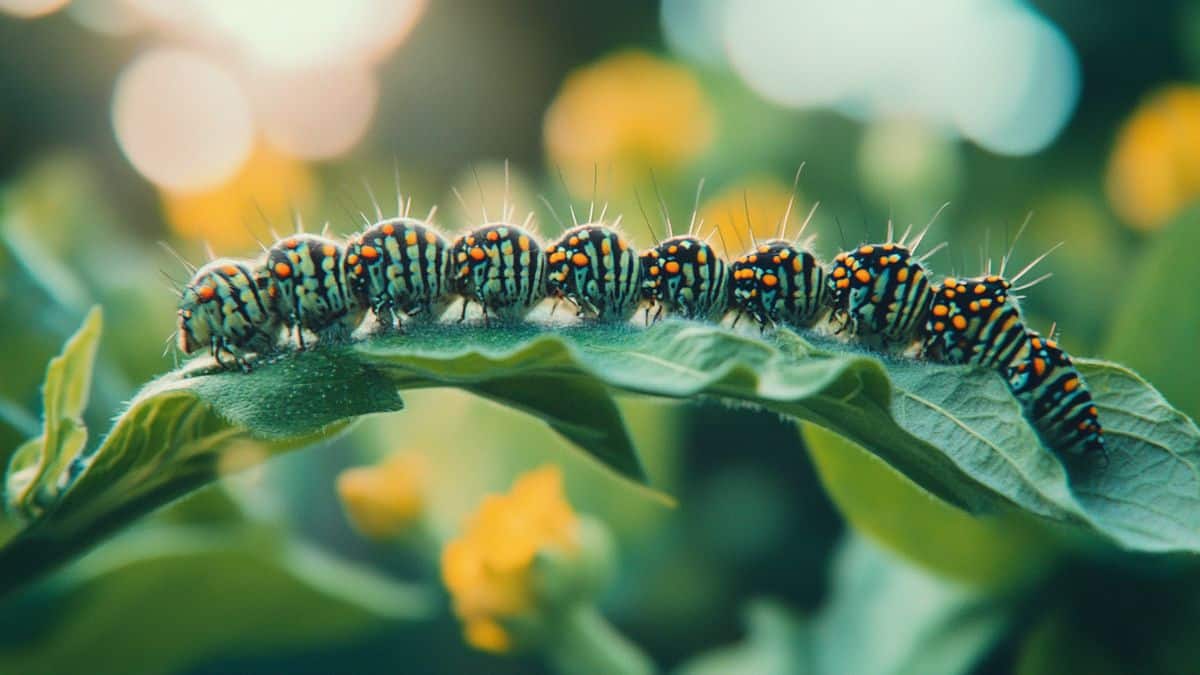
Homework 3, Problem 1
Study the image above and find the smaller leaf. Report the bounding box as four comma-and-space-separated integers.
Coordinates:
4, 307, 101, 520
0, 523, 432, 675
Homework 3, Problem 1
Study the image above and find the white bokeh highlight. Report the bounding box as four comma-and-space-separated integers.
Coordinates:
698, 0, 1080, 155
112, 48, 254, 191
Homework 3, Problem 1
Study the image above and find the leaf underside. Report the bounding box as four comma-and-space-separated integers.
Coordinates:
3, 316, 1198, 596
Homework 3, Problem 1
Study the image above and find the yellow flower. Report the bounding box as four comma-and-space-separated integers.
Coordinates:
441, 466, 583, 653
1107, 85, 1200, 231
697, 177, 810, 259
336, 452, 428, 540
160, 143, 316, 250
544, 50, 714, 195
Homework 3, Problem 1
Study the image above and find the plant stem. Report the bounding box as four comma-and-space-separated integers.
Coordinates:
544, 604, 656, 675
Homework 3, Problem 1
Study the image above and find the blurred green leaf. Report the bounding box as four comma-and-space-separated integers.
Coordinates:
1105, 207, 1200, 421
0, 309, 404, 596
4, 307, 101, 520
5, 315, 1199, 599
802, 423, 1058, 589
0, 522, 431, 675
676, 535, 1011, 675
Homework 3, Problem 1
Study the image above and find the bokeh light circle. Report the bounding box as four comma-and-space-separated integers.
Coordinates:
250, 65, 379, 160
0, 0, 68, 19
112, 48, 254, 192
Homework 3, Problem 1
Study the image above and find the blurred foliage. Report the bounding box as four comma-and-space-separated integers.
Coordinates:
678, 535, 1012, 675
0, 488, 431, 675
3, 2, 1200, 673
1105, 207, 1200, 422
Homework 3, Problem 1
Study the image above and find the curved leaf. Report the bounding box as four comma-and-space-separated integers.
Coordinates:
5, 311, 1199, 597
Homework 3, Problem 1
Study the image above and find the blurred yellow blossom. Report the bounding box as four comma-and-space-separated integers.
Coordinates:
544, 50, 714, 195
697, 177, 809, 259
337, 452, 428, 540
1107, 85, 1200, 231
441, 466, 582, 653
160, 143, 316, 251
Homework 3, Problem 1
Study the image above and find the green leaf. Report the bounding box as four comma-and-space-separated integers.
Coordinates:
5, 311, 1199, 597
676, 535, 1012, 675
0, 522, 431, 675
1105, 207, 1200, 422
4, 306, 102, 520
803, 423, 1059, 589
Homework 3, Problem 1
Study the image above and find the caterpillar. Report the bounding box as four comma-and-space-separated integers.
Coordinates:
1007, 328, 1105, 457
169, 182, 1104, 462
176, 257, 279, 372
343, 204, 454, 331
729, 185, 828, 331
827, 212, 948, 350
266, 233, 364, 348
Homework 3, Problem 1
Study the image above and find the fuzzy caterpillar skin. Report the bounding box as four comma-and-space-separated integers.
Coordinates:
177, 258, 280, 370
344, 217, 454, 330
266, 234, 364, 347
546, 224, 643, 322
828, 243, 932, 349
730, 239, 828, 330
450, 223, 547, 323
640, 235, 729, 322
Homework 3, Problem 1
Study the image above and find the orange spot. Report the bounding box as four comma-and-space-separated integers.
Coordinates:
933, 321, 945, 332
405, 231, 418, 246
361, 245, 380, 260
572, 252, 590, 267
618, 238, 628, 251
943, 289, 955, 298
382, 223, 395, 235
952, 315, 967, 330
1078, 421, 1089, 431
1031, 337, 1043, 350
355, 264, 363, 274
932, 305, 949, 317
1033, 358, 1047, 376
470, 247, 485, 261
748, 255, 758, 263
759, 245, 770, 254
519, 235, 531, 252
836, 278, 850, 289
1089, 406, 1098, 415
760, 273, 778, 287
426, 231, 437, 245
969, 301, 980, 312
1046, 340, 1058, 349
550, 251, 567, 264
284, 238, 298, 249
943, 277, 957, 287
792, 257, 803, 272
668, 245, 678, 254
883, 243, 895, 252
222, 265, 238, 276
346, 254, 359, 265
1064, 377, 1080, 392
459, 265, 470, 277
487, 231, 500, 242
569, 236, 580, 246
649, 266, 660, 276
273, 262, 291, 278
980, 298, 992, 308
697, 250, 708, 264
197, 285, 216, 301
854, 269, 872, 283
859, 245, 874, 255
466, 236, 476, 246
897, 267, 909, 282
665, 261, 681, 274
268, 285, 277, 298
878, 257, 890, 266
